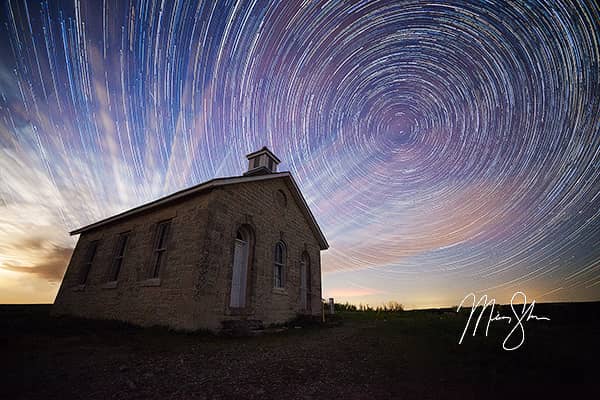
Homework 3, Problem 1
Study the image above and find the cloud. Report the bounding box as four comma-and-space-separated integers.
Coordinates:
1, 246, 73, 283
320, 180, 518, 272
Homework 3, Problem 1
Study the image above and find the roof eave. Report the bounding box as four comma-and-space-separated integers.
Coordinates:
282, 174, 329, 250
245, 147, 281, 163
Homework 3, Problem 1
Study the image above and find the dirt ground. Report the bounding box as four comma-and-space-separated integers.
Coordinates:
2, 303, 598, 399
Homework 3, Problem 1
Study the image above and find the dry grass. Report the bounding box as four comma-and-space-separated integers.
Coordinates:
1, 302, 598, 399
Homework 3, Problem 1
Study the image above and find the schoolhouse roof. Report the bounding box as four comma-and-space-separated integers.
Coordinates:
70, 172, 329, 250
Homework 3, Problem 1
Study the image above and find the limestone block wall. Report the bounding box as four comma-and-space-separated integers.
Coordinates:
53, 176, 324, 331
203, 178, 323, 327
53, 193, 211, 331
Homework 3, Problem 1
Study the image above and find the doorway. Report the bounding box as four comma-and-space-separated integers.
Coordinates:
230, 228, 251, 308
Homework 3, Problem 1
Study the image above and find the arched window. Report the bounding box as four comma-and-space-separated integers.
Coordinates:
274, 241, 286, 288
230, 226, 254, 308
300, 252, 311, 311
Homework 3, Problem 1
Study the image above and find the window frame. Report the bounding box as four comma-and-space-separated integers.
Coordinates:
273, 241, 286, 289
300, 251, 312, 311
80, 240, 99, 285
150, 220, 171, 279
109, 232, 130, 282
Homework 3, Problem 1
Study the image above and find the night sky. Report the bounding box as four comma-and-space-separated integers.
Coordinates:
0, 0, 598, 308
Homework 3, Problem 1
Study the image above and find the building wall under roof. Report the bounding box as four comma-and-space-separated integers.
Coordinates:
53, 189, 213, 330
205, 178, 322, 327
52, 177, 323, 331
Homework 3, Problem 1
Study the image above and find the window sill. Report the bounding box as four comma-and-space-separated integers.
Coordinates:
101, 281, 118, 289
272, 288, 288, 296
71, 284, 86, 292
138, 278, 161, 287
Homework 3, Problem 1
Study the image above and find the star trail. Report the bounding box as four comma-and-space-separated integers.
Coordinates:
0, 0, 598, 307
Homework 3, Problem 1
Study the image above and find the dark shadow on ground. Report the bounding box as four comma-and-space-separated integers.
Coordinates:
1, 302, 598, 399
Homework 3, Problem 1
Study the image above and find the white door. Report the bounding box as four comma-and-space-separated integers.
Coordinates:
230, 239, 248, 308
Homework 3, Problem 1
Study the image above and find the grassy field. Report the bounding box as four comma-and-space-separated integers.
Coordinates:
2, 302, 598, 399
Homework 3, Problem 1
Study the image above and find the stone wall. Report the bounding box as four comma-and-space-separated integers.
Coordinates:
52, 192, 212, 331
53, 175, 324, 331
204, 178, 323, 326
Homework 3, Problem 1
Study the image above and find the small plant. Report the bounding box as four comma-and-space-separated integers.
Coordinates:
332, 301, 404, 313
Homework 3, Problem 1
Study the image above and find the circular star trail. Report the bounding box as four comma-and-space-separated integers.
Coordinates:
0, 0, 598, 306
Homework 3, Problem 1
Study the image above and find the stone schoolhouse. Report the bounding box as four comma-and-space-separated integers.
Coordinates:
53, 147, 328, 331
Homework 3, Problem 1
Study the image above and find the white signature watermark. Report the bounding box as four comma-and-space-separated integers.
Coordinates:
457, 291, 550, 351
